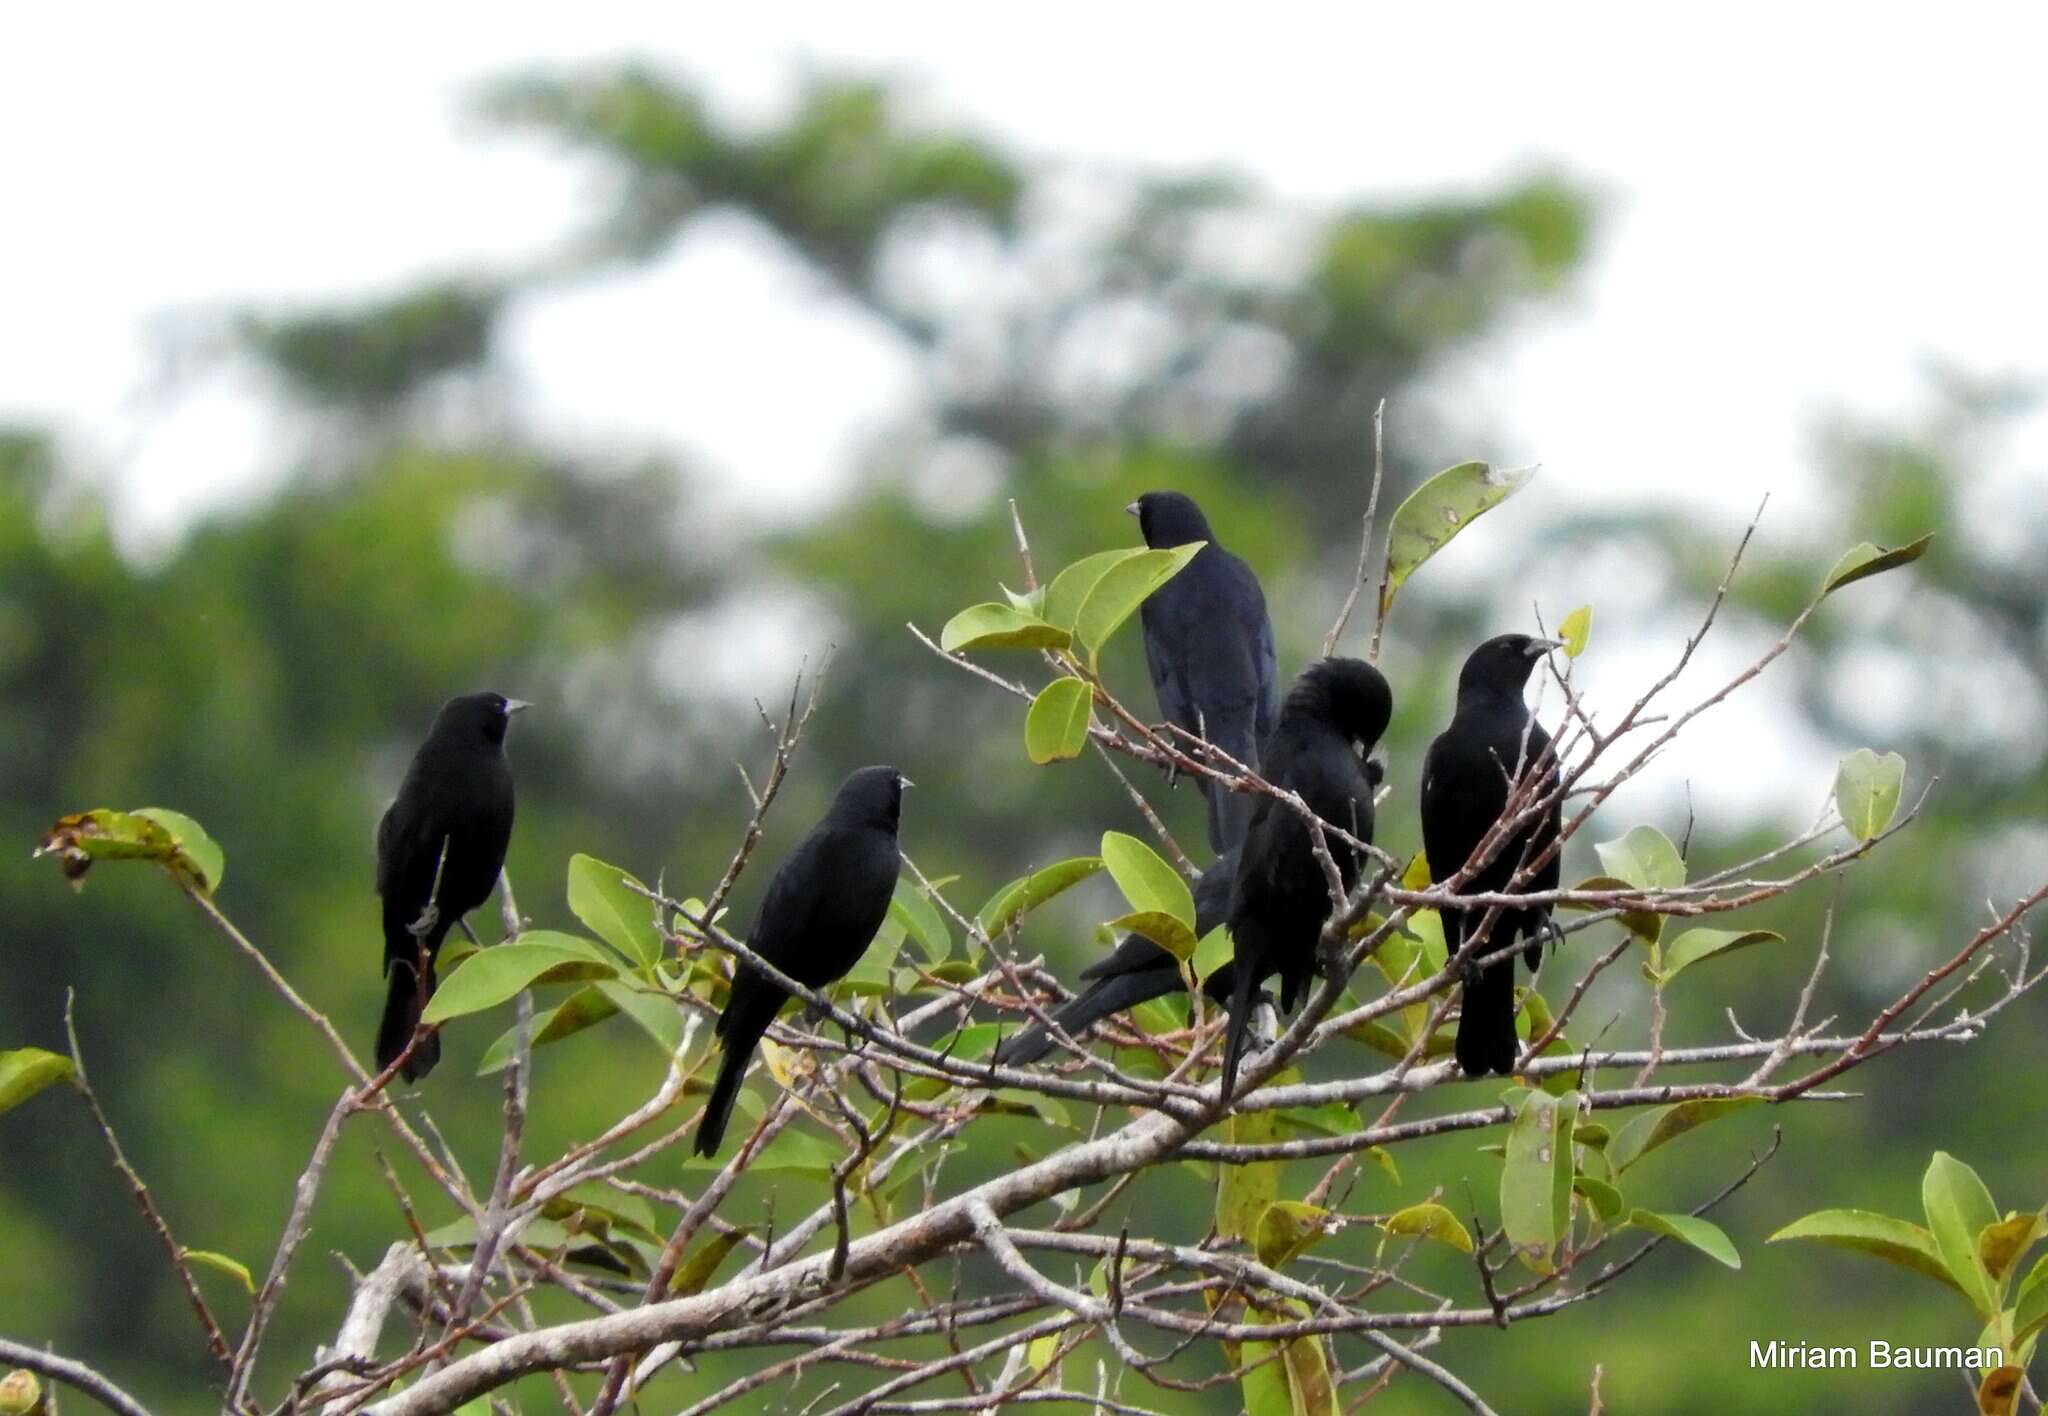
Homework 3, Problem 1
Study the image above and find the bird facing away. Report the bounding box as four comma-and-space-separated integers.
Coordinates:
375, 692, 526, 1081
1420, 634, 1563, 1078
693, 766, 909, 1157
1129, 491, 1280, 855
991, 848, 1240, 1067
1221, 657, 1393, 1100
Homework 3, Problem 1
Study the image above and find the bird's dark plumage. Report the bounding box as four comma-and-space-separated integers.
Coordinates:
375, 692, 525, 1081
991, 849, 1239, 1067
693, 766, 908, 1157
1129, 491, 1280, 855
1420, 634, 1563, 1078
1220, 658, 1392, 1100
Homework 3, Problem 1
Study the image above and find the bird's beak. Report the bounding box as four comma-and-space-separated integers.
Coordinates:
1123, 501, 1141, 518
898, 774, 915, 790
504, 699, 533, 715
1524, 639, 1564, 659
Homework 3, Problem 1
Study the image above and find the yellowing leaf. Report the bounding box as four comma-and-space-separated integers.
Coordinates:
0, 1048, 75, 1116
1381, 1202, 1473, 1253
182, 1247, 255, 1295
1558, 605, 1592, 659
1024, 677, 1093, 764
1255, 1201, 1335, 1268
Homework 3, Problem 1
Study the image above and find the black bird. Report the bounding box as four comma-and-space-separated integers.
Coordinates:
1221, 658, 1392, 1100
1129, 491, 1280, 855
991, 848, 1239, 1067
693, 766, 909, 1158
1420, 634, 1563, 1078
375, 691, 526, 1081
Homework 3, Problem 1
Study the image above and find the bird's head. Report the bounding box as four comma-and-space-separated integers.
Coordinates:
1124, 491, 1214, 549
1292, 657, 1393, 753
831, 764, 912, 834
1456, 634, 1561, 705
430, 691, 531, 749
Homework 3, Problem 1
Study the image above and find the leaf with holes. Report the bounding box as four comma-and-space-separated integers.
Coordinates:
1378, 461, 1536, 623
1501, 1089, 1579, 1271
34, 807, 226, 895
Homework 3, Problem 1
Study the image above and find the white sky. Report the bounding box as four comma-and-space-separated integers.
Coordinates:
7, 2, 2045, 831
7, 1, 2044, 548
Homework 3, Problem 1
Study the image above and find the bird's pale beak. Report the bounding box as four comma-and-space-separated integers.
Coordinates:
504, 699, 533, 715
1524, 639, 1565, 659
1123, 501, 1141, 518
898, 774, 915, 790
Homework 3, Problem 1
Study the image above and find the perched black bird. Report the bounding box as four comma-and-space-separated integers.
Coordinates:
1420, 634, 1563, 1078
1221, 658, 1392, 1100
694, 766, 909, 1158
991, 848, 1239, 1067
375, 692, 527, 1081
1129, 491, 1280, 855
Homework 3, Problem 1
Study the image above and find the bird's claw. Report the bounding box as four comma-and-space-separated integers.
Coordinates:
407, 901, 440, 940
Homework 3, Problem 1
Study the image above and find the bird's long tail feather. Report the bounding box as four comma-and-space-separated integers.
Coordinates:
1455, 941, 1519, 1078
994, 970, 1178, 1067
1219, 946, 1260, 1101
376, 958, 441, 1082
694, 992, 778, 1157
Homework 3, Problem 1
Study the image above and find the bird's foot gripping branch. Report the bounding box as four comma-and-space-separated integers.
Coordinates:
19, 474, 2048, 1416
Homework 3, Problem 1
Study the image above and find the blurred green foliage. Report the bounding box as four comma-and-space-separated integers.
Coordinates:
2, 65, 2042, 1415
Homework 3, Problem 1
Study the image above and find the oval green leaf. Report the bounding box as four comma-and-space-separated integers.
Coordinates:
1574, 1176, 1626, 1221
0, 1048, 76, 1115
1821, 532, 1934, 597
567, 854, 662, 968
1924, 1150, 2002, 1319
1767, 1209, 1964, 1293
1024, 676, 1093, 764
1381, 1202, 1473, 1254
1378, 461, 1536, 622
182, 1247, 256, 1295
1100, 831, 1195, 929
422, 934, 622, 1024
2012, 1254, 2048, 1343
976, 857, 1105, 935
1072, 542, 1204, 660
1647, 928, 1787, 986
888, 880, 951, 962
1593, 825, 1686, 891
1627, 1209, 1740, 1269
1191, 923, 1234, 984
1041, 548, 1137, 630
938, 602, 1072, 654
1558, 605, 1592, 659
1255, 1200, 1335, 1268
672, 1226, 752, 1296
1607, 1096, 1764, 1174
134, 808, 226, 893
1108, 910, 1199, 962
1835, 748, 1906, 842
1501, 1089, 1579, 1271
478, 985, 620, 1073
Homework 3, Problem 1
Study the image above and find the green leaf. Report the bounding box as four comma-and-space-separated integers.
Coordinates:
889, 879, 952, 961
1380, 1202, 1473, 1254
1100, 831, 1195, 928
595, 981, 685, 1057
1024, 677, 1093, 764
1216, 1108, 1281, 1241
1255, 1201, 1335, 1268
34, 807, 226, 895
938, 602, 1071, 654
1606, 1097, 1764, 1174
1073, 542, 1206, 662
566, 854, 662, 968
132, 808, 226, 893
1835, 748, 1907, 842
1821, 533, 1934, 597
1377, 461, 1536, 623
2012, 1253, 2048, 1343
1627, 1209, 1740, 1269
671, 1227, 752, 1295
1573, 1176, 1626, 1221
1192, 924, 1234, 984
1041, 549, 1134, 630
1501, 1089, 1579, 1271
1558, 605, 1592, 659
1924, 1151, 2003, 1319
1107, 910, 1199, 962
1767, 1209, 1965, 1294
1593, 825, 1686, 892
1646, 928, 1787, 986
0, 1048, 75, 1115
975, 857, 1104, 936
1560, 875, 1662, 944
181, 1247, 255, 1295
421, 935, 622, 1023
478, 985, 619, 1073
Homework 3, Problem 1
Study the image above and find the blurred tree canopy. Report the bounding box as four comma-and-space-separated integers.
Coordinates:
2, 65, 2042, 1414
